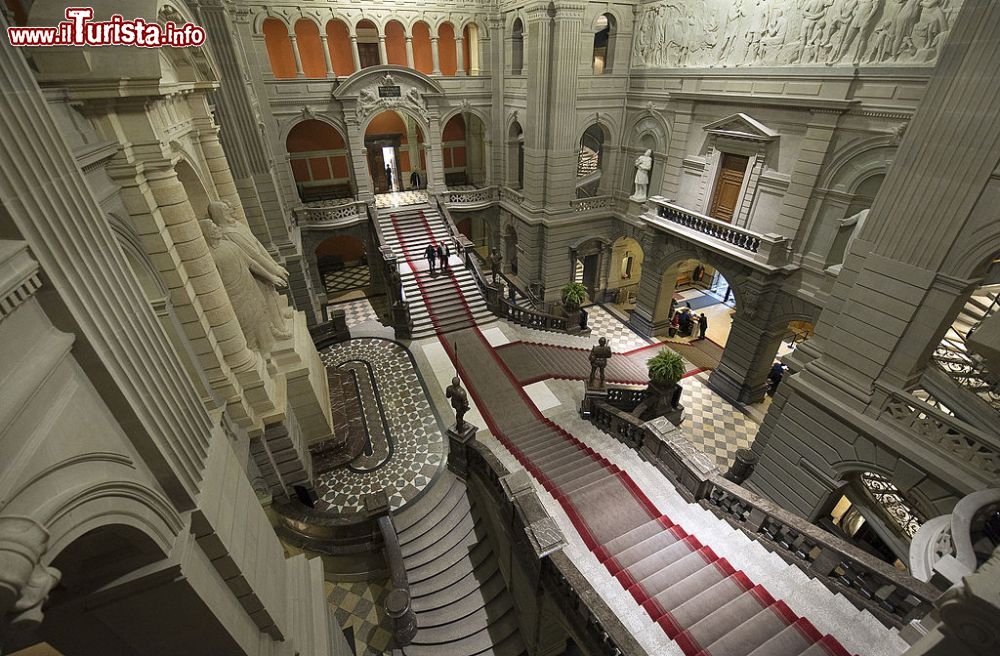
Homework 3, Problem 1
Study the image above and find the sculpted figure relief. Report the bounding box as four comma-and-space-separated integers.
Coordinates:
202, 201, 293, 353
631, 0, 957, 69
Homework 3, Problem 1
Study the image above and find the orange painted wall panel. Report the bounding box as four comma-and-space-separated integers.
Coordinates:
331, 156, 349, 179
287, 120, 344, 152
385, 21, 407, 66
412, 22, 433, 74
453, 147, 466, 167
309, 157, 331, 180
295, 20, 327, 78
290, 158, 310, 182
442, 115, 466, 141
326, 20, 355, 76
438, 22, 457, 75
263, 19, 297, 79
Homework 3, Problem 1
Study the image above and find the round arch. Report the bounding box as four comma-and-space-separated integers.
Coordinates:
363, 109, 427, 194
507, 119, 525, 190
285, 118, 353, 202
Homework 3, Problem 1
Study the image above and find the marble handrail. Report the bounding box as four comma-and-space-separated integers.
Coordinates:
292, 200, 367, 227
570, 195, 614, 213
442, 185, 499, 207
645, 196, 791, 266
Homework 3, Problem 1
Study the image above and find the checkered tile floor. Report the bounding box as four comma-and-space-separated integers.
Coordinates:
681, 374, 758, 469
327, 579, 394, 655
323, 265, 371, 295
374, 190, 428, 208
318, 339, 444, 513
330, 298, 382, 329
582, 304, 654, 352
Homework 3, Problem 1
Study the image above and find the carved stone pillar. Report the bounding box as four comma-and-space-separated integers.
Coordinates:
430, 36, 441, 75
319, 34, 334, 77
288, 34, 304, 77
378, 35, 388, 65
350, 34, 361, 71
456, 36, 466, 75
405, 35, 415, 68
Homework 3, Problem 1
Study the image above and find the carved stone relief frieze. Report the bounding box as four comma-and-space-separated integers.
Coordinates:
632, 0, 961, 69
356, 73, 430, 123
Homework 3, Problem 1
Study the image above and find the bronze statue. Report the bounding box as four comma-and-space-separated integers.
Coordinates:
588, 337, 613, 388
488, 247, 503, 284
446, 376, 470, 430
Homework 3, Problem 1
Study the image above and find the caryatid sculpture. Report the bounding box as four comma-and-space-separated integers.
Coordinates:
630, 149, 653, 202
201, 214, 293, 354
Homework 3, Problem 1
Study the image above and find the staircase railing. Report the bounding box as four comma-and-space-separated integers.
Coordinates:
930, 295, 999, 413
452, 434, 649, 656
441, 185, 499, 208
366, 491, 418, 647
645, 196, 792, 267
292, 199, 368, 228
585, 404, 942, 630
368, 203, 413, 339
876, 383, 1000, 481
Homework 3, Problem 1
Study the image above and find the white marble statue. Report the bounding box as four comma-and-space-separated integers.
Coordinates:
201, 208, 293, 353
631, 149, 653, 202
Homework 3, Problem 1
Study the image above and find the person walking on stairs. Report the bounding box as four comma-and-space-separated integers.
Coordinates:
697, 312, 708, 340
437, 243, 448, 272
424, 243, 437, 274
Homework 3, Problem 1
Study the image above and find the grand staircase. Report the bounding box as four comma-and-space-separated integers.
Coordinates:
394, 472, 526, 656
931, 290, 999, 413
377, 203, 495, 339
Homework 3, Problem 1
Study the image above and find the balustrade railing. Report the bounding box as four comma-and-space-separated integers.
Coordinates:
879, 385, 1000, 479
442, 185, 499, 207
645, 196, 791, 266
571, 195, 614, 213
500, 186, 525, 207
292, 200, 367, 227
585, 402, 942, 629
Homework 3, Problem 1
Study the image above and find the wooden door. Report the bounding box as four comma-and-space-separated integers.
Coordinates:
358, 43, 380, 69
582, 253, 599, 301
708, 153, 749, 223
367, 145, 387, 193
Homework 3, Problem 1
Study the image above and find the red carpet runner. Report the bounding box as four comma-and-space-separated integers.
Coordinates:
388, 210, 853, 656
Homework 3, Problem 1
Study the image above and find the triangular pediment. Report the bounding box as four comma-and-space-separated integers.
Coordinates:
703, 113, 778, 141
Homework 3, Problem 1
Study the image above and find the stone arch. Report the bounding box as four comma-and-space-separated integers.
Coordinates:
655, 242, 748, 314
173, 156, 215, 218
591, 11, 618, 74
437, 21, 459, 75
326, 18, 355, 76
49, 522, 169, 597
294, 18, 327, 78
818, 136, 896, 193
506, 118, 525, 189
577, 114, 618, 148
410, 20, 434, 74
510, 16, 525, 75
253, 10, 291, 34
384, 19, 408, 67
284, 118, 353, 202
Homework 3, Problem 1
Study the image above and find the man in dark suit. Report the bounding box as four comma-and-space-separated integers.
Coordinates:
697, 313, 708, 340
424, 243, 436, 274
410, 170, 421, 189
385, 164, 394, 192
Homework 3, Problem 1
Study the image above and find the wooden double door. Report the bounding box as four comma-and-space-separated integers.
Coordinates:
708, 153, 749, 223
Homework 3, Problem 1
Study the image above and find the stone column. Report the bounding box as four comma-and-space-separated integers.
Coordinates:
319, 34, 334, 77
350, 34, 361, 71
707, 314, 786, 405
430, 36, 442, 75
426, 119, 447, 195
773, 115, 838, 241
522, 2, 553, 207
378, 35, 388, 65
405, 35, 415, 68
288, 34, 304, 77
456, 35, 466, 75
661, 100, 695, 199
347, 114, 374, 201
542, 2, 586, 208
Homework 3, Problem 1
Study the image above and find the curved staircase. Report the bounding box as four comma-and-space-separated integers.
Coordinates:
394, 471, 526, 656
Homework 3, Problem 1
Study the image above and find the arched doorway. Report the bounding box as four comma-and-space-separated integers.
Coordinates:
294, 19, 326, 78
576, 123, 607, 197
285, 119, 353, 202
510, 18, 524, 75
314, 234, 370, 301
592, 13, 617, 74
608, 236, 644, 310
507, 120, 524, 189
442, 112, 488, 188
411, 21, 433, 75
384, 20, 407, 67
364, 110, 425, 195
355, 19, 380, 68
437, 22, 458, 75
653, 258, 736, 344
570, 237, 609, 302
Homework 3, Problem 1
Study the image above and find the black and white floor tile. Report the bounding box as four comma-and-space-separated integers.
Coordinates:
323, 265, 371, 295
330, 298, 381, 329
374, 190, 428, 208
326, 579, 394, 655
582, 304, 654, 352
318, 338, 444, 513
681, 374, 758, 469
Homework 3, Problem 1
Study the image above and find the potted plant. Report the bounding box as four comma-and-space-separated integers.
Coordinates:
560, 282, 588, 333
635, 349, 686, 425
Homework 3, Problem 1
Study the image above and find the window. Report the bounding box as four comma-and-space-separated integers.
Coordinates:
592, 14, 616, 74
511, 18, 524, 75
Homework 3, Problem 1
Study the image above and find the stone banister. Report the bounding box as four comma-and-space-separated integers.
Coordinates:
292, 200, 368, 229
644, 196, 792, 268
441, 185, 499, 209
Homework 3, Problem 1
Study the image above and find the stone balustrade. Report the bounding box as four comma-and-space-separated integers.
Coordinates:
878, 385, 1000, 480
292, 200, 368, 228
586, 403, 942, 630
570, 195, 615, 213
442, 185, 499, 208
645, 196, 791, 267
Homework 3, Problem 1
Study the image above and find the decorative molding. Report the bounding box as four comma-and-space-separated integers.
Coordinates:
704, 113, 778, 142
0, 516, 61, 633
0, 241, 42, 323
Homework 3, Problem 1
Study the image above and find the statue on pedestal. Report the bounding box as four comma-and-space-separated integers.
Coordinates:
201, 216, 293, 354
489, 247, 503, 285
588, 337, 613, 388
446, 377, 470, 431
630, 149, 653, 202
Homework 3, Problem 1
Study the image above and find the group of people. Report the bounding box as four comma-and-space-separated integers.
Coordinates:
424, 241, 451, 274
383, 163, 424, 192
670, 307, 709, 341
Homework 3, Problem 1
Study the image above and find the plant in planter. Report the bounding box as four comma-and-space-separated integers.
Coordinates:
560, 282, 588, 311
634, 349, 686, 424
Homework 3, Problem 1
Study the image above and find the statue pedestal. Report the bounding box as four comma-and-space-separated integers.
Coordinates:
579, 385, 608, 419
446, 422, 478, 480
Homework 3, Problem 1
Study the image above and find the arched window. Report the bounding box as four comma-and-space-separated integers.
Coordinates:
294, 20, 326, 78
592, 13, 616, 74
286, 120, 352, 202
326, 19, 354, 76
511, 18, 524, 75
438, 22, 458, 75
463, 23, 479, 75
263, 18, 296, 79
411, 21, 433, 75
355, 19, 380, 68
385, 20, 407, 67
508, 121, 524, 189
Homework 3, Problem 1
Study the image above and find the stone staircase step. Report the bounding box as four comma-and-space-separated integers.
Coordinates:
675, 587, 775, 654
402, 501, 477, 564
640, 558, 735, 621
397, 478, 465, 537
404, 605, 521, 656
610, 525, 688, 573
619, 538, 703, 588
408, 535, 493, 596
547, 457, 606, 487
694, 600, 796, 656
411, 590, 513, 643
744, 618, 825, 656
411, 559, 506, 617
631, 548, 719, 605
603, 518, 671, 557
660, 575, 756, 637
558, 466, 616, 495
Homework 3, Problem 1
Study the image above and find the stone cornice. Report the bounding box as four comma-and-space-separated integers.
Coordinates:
668, 91, 857, 113
0, 241, 42, 323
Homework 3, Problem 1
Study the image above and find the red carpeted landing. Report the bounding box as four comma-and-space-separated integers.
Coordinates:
389, 210, 853, 656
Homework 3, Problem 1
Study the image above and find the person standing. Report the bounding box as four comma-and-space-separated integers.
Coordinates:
385, 164, 394, 192
410, 169, 421, 189
697, 313, 708, 340
424, 243, 436, 274
442, 242, 450, 270
436, 243, 447, 272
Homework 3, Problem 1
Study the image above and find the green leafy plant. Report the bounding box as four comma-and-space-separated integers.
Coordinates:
560, 282, 588, 310
647, 349, 686, 386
